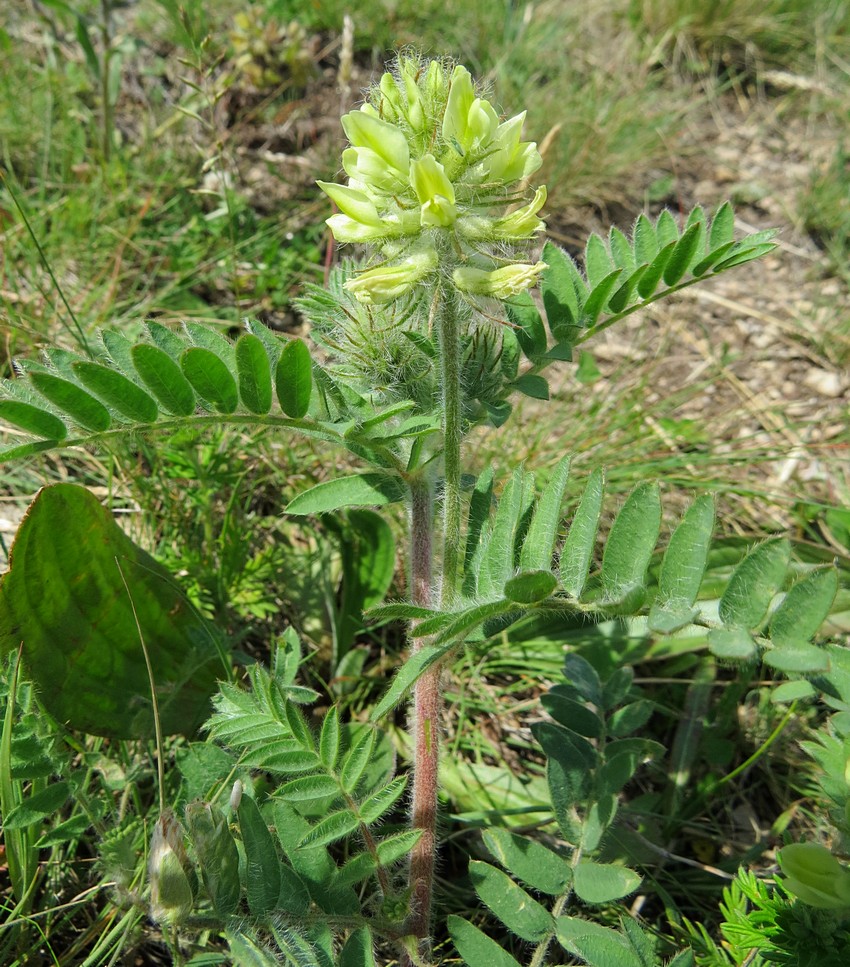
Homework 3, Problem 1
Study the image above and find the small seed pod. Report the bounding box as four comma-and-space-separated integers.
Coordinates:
229, 779, 243, 811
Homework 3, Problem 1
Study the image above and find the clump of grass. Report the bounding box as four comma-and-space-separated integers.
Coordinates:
630, 0, 850, 74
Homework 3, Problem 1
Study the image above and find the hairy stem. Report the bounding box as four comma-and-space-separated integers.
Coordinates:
407, 475, 438, 956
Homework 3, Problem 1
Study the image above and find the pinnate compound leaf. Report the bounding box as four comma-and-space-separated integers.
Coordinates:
235, 333, 273, 414
769, 567, 839, 647
573, 860, 642, 903
73, 361, 159, 422
339, 927, 376, 967
0, 400, 67, 440
29, 372, 112, 431
448, 915, 523, 967
286, 474, 406, 515
482, 827, 571, 895
600, 482, 661, 603
560, 468, 604, 597
180, 347, 239, 414
0, 484, 220, 737
275, 337, 312, 418
719, 537, 791, 629
520, 455, 571, 571
469, 860, 553, 941
237, 795, 281, 917
131, 343, 196, 415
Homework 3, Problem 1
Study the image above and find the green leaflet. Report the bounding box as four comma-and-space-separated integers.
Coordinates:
285, 474, 407, 515
519, 455, 571, 572
0, 399, 67, 440
235, 332, 274, 414
238, 795, 282, 917
180, 347, 239, 414
560, 468, 604, 597
481, 827, 571, 895
469, 860, 553, 942
29, 372, 112, 431
73, 360, 159, 422
370, 641, 455, 720
131, 342, 196, 415
276, 337, 312, 418
600, 482, 661, 605
338, 928, 376, 967
718, 537, 791, 629
649, 494, 715, 633
573, 860, 642, 904
447, 916, 522, 967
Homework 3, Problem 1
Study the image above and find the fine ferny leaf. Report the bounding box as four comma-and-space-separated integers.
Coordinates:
73, 361, 159, 422
600, 482, 661, 604
469, 860, 554, 941
29, 372, 112, 431
769, 567, 839, 647
718, 537, 791, 629
520, 455, 571, 571
573, 860, 642, 904
481, 827, 571, 895
235, 332, 273, 414
275, 337, 312, 418
286, 474, 407, 515
180, 347, 239, 414
447, 915, 523, 967
237, 795, 282, 917
131, 343, 196, 416
560, 468, 604, 597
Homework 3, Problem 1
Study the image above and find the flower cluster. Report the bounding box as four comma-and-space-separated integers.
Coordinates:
318, 56, 547, 305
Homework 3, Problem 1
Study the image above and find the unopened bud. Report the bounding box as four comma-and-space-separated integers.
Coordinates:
148, 810, 194, 925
